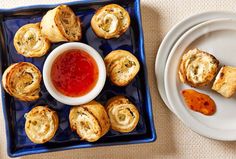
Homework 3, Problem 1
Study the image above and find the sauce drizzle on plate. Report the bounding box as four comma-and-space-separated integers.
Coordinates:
51, 49, 98, 97
181, 89, 216, 115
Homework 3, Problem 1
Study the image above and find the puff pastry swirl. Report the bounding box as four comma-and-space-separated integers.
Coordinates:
106, 96, 139, 133
14, 23, 51, 57
104, 50, 140, 86
2, 62, 41, 101
40, 5, 82, 42
212, 66, 236, 98
91, 4, 130, 39
69, 101, 110, 142
25, 106, 59, 144
179, 48, 219, 87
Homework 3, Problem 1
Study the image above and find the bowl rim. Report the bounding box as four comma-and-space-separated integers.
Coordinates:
43, 42, 106, 105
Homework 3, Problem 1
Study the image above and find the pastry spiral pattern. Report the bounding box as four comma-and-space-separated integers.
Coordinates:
104, 50, 140, 86
40, 5, 82, 42
25, 106, 59, 144
69, 101, 110, 142
179, 48, 219, 87
106, 96, 139, 133
14, 23, 50, 57
2, 62, 41, 101
91, 4, 130, 39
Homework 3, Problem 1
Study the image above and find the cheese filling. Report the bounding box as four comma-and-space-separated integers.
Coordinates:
110, 56, 137, 81
76, 112, 100, 140
102, 13, 119, 33
25, 111, 55, 142
186, 55, 216, 84
21, 28, 44, 53
109, 104, 137, 130
10, 65, 40, 95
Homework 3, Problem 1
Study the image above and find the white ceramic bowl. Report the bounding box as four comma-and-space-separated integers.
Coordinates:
43, 42, 106, 105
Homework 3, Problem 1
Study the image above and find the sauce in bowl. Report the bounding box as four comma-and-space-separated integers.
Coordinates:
51, 49, 99, 97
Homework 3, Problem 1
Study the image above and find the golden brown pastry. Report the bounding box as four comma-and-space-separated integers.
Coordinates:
91, 4, 130, 39
212, 66, 236, 98
2, 62, 41, 101
179, 48, 219, 87
25, 106, 59, 144
13, 23, 51, 57
106, 96, 139, 133
69, 101, 110, 142
40, 5, 82, 43
104, 50, 140, 86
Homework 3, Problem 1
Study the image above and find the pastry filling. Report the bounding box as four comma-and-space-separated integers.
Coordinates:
76, 111, 100, 140
25, 110, 55, 142
16, 71, 33, 91
101, 13, 118, 33
9, 64, 41, 96
109, 104, 137, 129
96, 8, 128, 34
185, 54, 217, 84
57, 6, 81, 40
18, 28, 45, 53
110, 57, 137, 82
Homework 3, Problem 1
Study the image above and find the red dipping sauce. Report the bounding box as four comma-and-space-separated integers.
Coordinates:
181, 89, 216, 116
51, 49, 99, 97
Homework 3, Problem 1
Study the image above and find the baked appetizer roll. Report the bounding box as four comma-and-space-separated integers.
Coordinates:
13, 23, 51, 57
212, 66, 236, 98
91, 4, 130, 39
2, 62, 41, 101
106, 96, 139, 133
40, 5, 82, 43
104, 50, 140, 86
25, 106, 59, 144
69, 101, 110, 142
179, 48, 219, 87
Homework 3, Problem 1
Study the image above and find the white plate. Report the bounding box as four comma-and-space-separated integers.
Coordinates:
155, 11, 236, 113
164, 18, 236, 141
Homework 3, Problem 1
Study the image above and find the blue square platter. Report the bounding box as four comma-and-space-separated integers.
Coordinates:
0, 0, 156, 157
